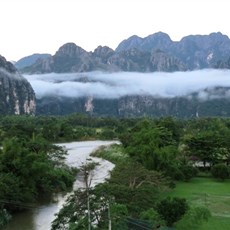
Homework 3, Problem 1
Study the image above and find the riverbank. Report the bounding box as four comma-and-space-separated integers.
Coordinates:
3, 140, 119, 230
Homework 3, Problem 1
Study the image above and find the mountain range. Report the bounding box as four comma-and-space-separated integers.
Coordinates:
2, 31, 230, 117
17, 32, 230, 73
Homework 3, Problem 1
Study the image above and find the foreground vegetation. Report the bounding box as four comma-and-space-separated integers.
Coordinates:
0, 137, 77, 227
0, 114, 230, 229
167, 177, 230, 230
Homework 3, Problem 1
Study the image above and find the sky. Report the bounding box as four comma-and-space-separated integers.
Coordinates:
24, 70, 230, 100
1, 0, 230, 61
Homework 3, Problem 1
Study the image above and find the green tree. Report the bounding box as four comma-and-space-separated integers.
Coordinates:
51, 188, 128, 230
184, 118, 230, 167
156, 197, 189, 227
122, 120, 177, 171
156, 117, 183, 144
0, 137, 76, 212
211, 163, 229, 180
184, 131, 219, 168
109, 161, 169, 190
106, 161, 170, 215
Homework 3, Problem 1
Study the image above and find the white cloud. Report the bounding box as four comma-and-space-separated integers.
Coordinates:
23, 69, 230, 100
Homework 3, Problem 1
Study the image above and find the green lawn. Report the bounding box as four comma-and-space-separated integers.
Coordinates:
198, 216, 230, 230
167, 177, 230, 230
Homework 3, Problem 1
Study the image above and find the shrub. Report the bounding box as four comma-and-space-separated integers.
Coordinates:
211, 163, 229, 181
0, 208, 11, 227
180, 165, 199, 181
169, 165, 198, 181
175, 206, 211, 230
156, 197, 189, 227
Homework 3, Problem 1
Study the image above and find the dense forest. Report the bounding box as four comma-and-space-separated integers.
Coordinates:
0, 114, 230, 229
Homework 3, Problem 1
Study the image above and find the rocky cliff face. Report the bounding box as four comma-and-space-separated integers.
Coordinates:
214, 57, 230, 69
116, 31, 230, 70
35, 87, 230, 118
24, 42, 187, 73
0, 55, 36, 115
149, 50, 187, 71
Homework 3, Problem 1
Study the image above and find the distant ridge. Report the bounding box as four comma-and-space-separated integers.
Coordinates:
15, 53, 51, 69
20, 32, 230, 73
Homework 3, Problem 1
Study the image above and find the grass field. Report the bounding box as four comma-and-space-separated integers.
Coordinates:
167, 177, 230, 230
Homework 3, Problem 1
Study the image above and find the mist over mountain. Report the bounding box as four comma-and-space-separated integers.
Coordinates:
20, 32, 230, 74
23, 70, 230, 117
23, 70, 230, 99
8, 31, 230, 117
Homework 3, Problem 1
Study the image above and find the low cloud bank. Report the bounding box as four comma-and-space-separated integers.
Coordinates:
23, 69, 230, 99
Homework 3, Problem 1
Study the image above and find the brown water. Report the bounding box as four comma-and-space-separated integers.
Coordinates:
3, 140, 118, 230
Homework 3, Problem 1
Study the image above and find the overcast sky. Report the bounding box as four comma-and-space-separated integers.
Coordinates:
1, 0, 229, 61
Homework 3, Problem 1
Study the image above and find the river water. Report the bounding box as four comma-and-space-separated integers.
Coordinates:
3, 140, 118, 230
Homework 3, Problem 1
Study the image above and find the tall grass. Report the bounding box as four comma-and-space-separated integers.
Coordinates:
90, 143, 129, 164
